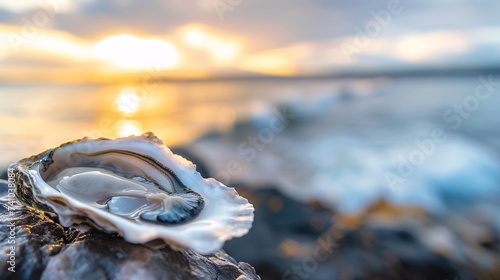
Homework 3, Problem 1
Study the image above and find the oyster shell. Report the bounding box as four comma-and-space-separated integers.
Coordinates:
9, 132, 254, 254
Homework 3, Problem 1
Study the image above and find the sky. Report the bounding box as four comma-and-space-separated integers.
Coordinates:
0, 0, 500, 82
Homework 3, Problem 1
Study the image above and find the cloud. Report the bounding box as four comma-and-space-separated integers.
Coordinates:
1, 0, 500, 80
54, 1, 500, 56
0, 0, 49, 13
392, 32, 471, 62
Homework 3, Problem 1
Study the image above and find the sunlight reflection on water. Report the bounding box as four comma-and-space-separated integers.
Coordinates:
0, 79, 341, 168
1, 76, 499, 173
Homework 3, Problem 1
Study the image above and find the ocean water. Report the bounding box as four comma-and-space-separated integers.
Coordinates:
186, 75, 500, 214
0, 77, 384, 169
1, 76, 500, 214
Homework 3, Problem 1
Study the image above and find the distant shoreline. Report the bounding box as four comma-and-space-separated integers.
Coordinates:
2, 66, 500, 86
163, 66, 500, 83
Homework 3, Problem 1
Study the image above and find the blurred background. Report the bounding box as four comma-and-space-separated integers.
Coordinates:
1, 1, 500, 279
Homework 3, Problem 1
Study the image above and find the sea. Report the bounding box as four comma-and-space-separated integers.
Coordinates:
1, 75, 500, 214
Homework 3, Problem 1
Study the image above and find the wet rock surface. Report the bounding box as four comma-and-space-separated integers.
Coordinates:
223, 187, 334, 279
0, 180, 259, 280
224, 186, 500, 280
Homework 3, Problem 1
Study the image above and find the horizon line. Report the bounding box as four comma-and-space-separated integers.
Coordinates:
2, 65, 500, 86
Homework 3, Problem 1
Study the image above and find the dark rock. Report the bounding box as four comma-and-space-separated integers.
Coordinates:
223, 186, 334, 280
0, 180, 259, 280
223, 187, 493, 280
311, 226, 468, 280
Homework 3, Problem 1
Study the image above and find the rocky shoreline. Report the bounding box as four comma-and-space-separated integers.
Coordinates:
3, 145, 500, 280
0, 179, 259, 280
223, 187, 479, 280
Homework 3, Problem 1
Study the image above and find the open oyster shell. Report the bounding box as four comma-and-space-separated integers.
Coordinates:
9, 132, 254, 254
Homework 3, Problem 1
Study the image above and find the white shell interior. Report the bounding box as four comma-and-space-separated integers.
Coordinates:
18, 133, 254, 254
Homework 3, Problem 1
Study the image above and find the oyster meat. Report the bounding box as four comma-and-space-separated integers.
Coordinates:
10, 132, 254, 254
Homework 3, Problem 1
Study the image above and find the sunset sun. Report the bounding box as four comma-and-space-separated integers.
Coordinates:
93, 34, 179, 70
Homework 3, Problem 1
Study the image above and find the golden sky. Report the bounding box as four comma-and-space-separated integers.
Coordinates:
1, 1, 499, 83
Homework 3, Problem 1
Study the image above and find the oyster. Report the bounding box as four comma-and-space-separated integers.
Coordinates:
9, 132, 254, 254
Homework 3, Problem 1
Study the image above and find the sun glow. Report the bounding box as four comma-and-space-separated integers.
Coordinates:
116, 88, 140, 114
181, 25, 240, 63
116, 120, 143, 137
0, 25, 92, 61
93, 34, 179, 70
184, 27, 207, 47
